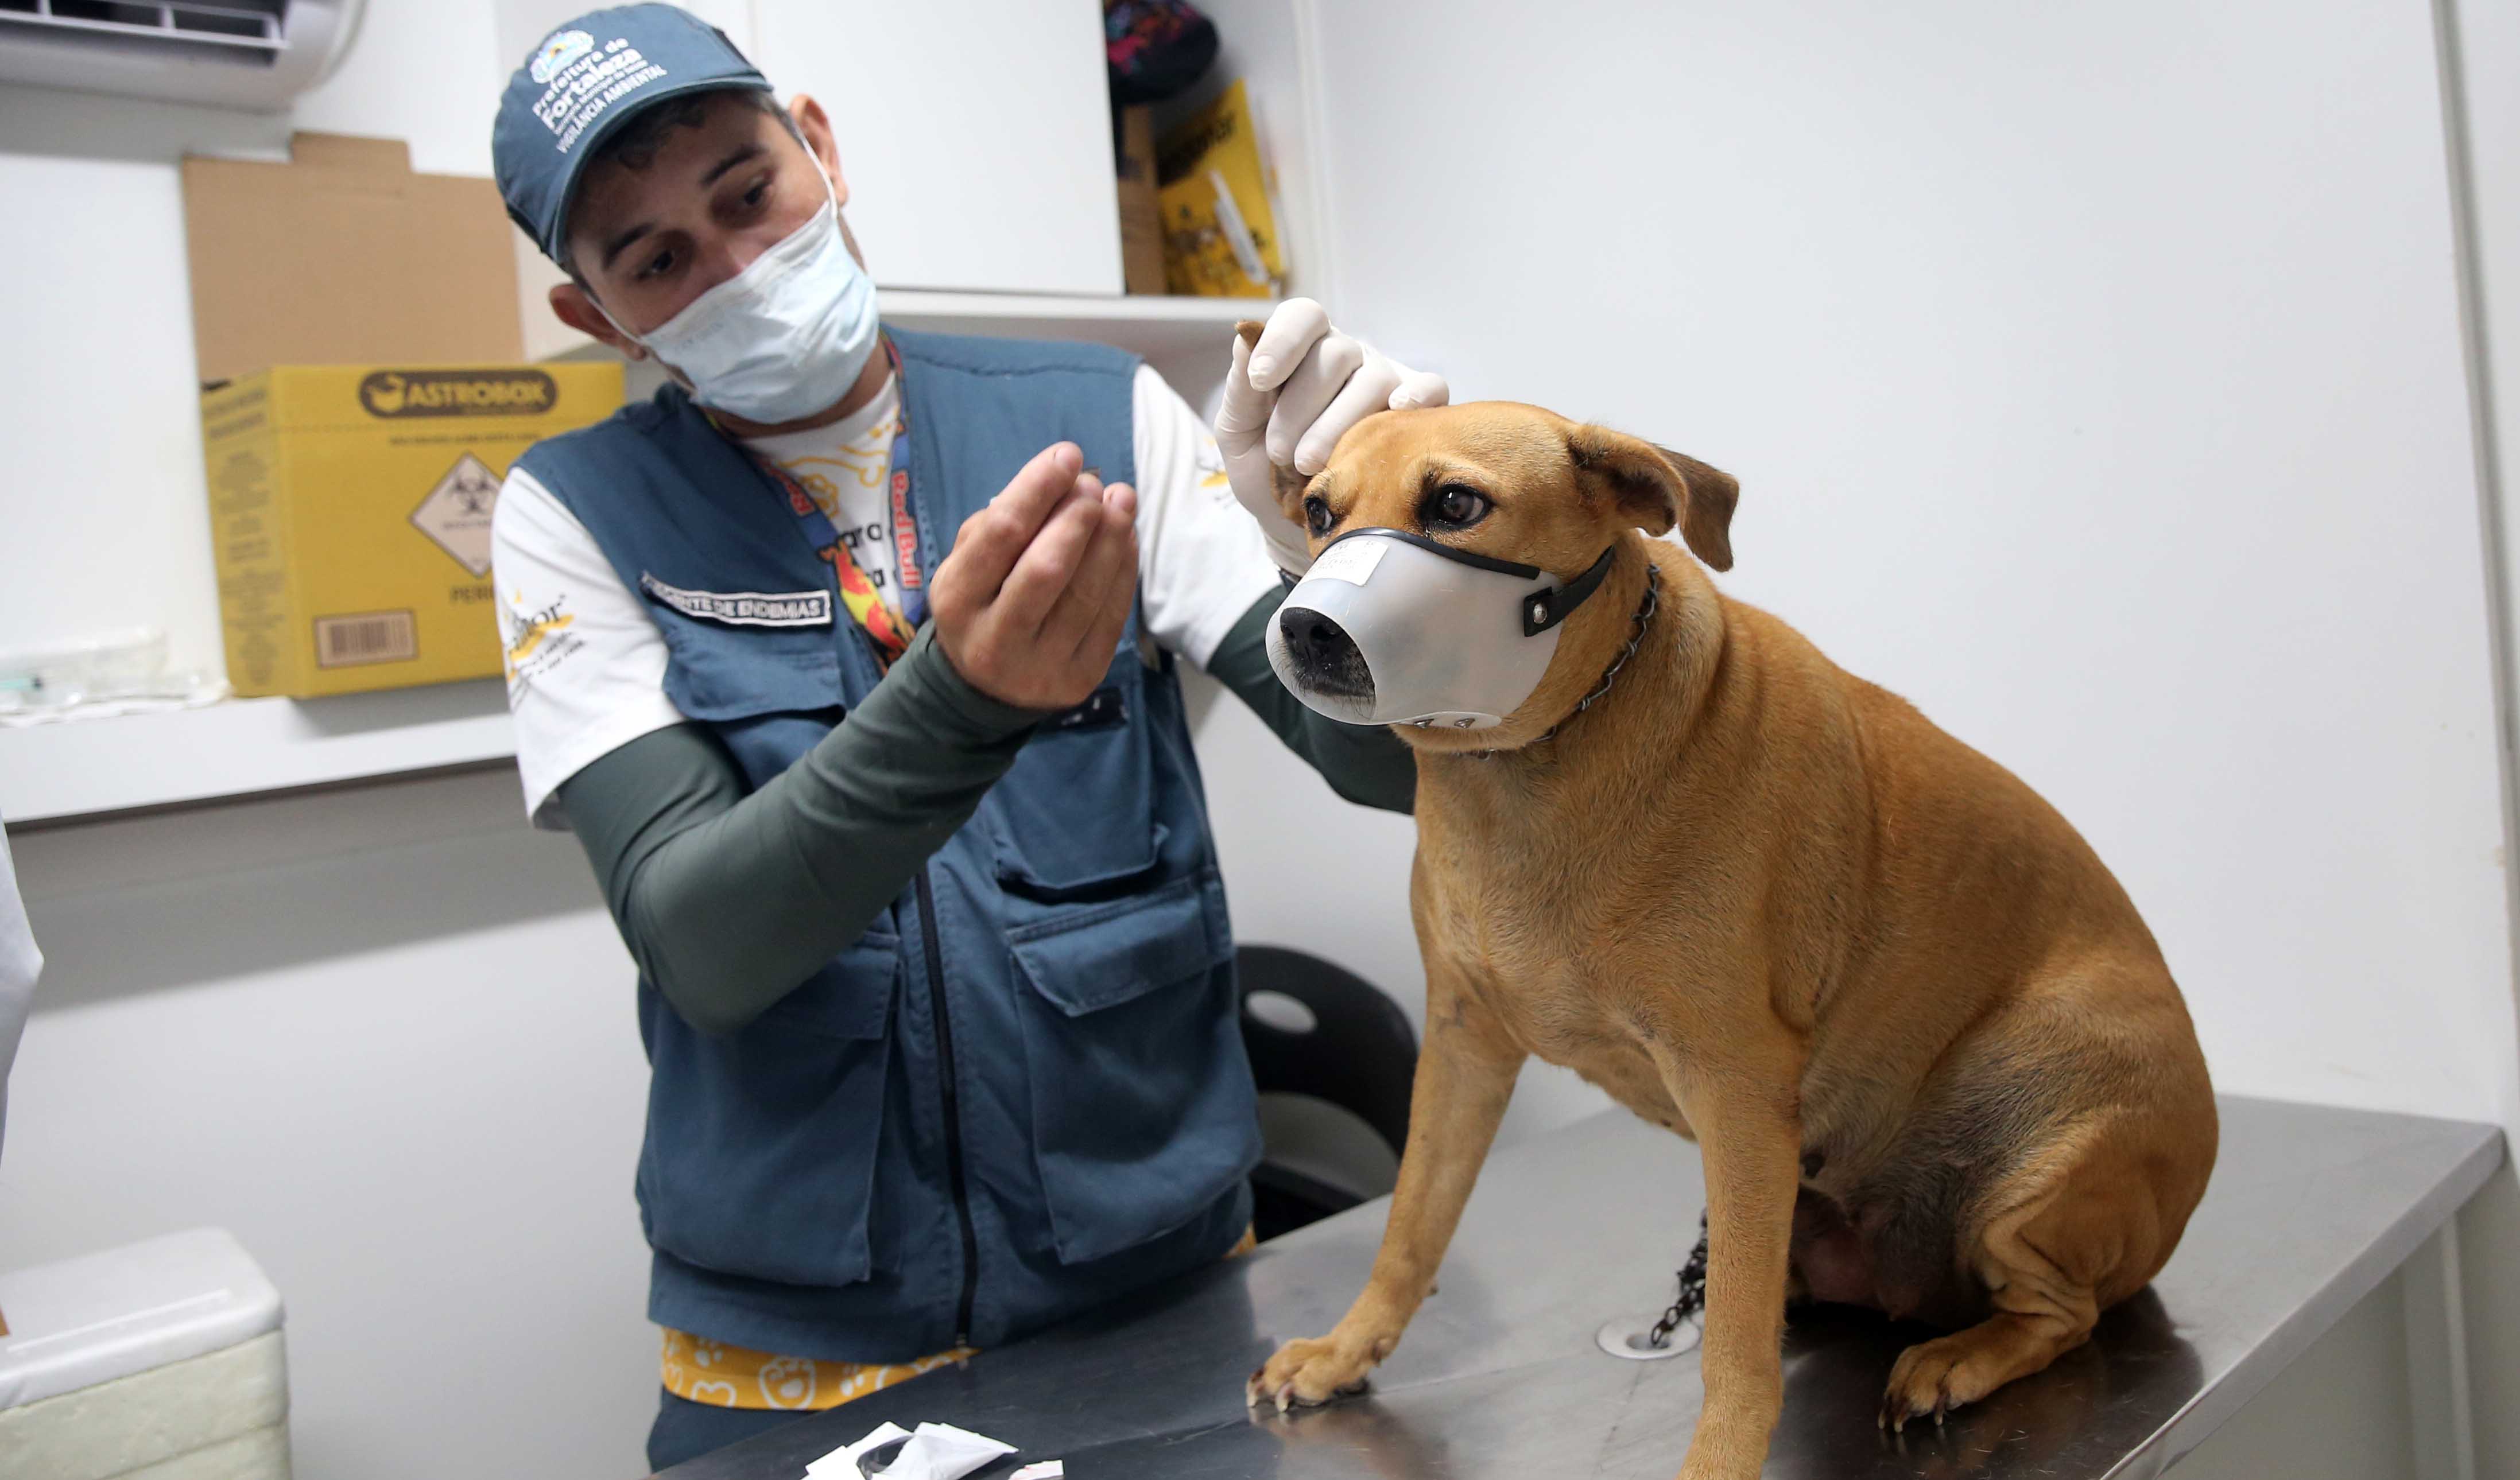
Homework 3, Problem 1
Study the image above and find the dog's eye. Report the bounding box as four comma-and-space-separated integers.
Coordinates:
1304, 495, 1335, 537
1426, 483, 1491, 530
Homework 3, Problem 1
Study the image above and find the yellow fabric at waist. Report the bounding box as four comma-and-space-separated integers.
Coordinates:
661, 1328, 974, 1412
661, 1227, 1259, 1411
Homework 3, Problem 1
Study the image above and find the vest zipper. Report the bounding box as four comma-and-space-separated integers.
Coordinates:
914, 868, 982, 1347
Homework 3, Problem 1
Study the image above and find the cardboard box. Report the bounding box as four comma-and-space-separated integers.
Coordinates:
201, 363, 619, 698
180, 132, 623, 697
1155, 80, 1286, 298
1115, 105, 1168, 296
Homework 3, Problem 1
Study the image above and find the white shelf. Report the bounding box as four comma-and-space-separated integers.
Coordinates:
0, 682, 517, 826
537, 290, 1262, 390
877, 290, 1262, 386
882, 288, 1263, 324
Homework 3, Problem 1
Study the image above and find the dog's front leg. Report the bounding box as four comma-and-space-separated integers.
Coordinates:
1651, 1040, 1804, 1480
1247, 952, 1525, 1411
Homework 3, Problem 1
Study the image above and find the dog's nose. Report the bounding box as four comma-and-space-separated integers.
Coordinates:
1279, 607, 1362, 671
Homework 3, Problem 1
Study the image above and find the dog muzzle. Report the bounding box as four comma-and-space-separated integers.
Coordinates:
1265, 529, 1616, 730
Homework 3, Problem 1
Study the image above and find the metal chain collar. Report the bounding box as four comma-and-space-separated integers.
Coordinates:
1474, 563, 1661, 759
1646, 1210, 1711, 1350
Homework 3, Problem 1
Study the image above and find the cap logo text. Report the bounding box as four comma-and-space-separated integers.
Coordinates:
530, 35, 671, 153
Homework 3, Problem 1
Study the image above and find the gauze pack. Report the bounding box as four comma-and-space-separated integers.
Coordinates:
802, 1419, 1014, 1480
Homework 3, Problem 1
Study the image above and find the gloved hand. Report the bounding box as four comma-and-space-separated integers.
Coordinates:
1215, 298, 1450, 574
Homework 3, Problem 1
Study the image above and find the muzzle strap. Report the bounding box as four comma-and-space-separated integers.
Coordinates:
1521, 545, 1619, 636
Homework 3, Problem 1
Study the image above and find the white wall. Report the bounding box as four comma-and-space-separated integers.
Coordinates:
1200, 0, 2520, 1133
2432, 0, 2520, 1473
0, 1, 507, 681
1185, 3, 2520, 1469
0, 3, 1154, 1474
0, 9, 650, 1476
9, 0, 2520, 1474
0, 771, 657, 1480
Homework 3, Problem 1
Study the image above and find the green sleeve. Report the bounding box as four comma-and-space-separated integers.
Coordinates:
555, 623, 1041, 1036
1204, 587, 1417, 815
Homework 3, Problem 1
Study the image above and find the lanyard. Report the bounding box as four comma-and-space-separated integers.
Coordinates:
879, 336, 929, 628
713, 336, 928, 671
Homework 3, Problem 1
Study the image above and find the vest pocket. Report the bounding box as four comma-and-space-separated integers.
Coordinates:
1006, 873, 1263, 1264
639, 930, 899, 1288
986, 653, 1158, 898
648, 613, 847, 721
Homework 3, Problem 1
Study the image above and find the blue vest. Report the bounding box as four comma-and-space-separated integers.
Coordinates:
515, 330, 1261, 1361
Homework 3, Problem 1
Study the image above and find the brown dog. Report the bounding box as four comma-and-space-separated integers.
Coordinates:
1245, 398, 2218, 1479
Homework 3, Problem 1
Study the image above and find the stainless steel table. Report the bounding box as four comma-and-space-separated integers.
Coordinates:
660, 1096, 2500, 1479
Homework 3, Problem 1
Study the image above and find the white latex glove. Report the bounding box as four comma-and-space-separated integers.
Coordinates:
1215, 298, 1451, 574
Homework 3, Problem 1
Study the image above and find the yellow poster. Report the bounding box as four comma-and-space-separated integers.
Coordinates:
1156, 80, 1288, 298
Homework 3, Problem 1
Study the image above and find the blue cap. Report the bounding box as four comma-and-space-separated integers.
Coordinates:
493, 4, 772, 262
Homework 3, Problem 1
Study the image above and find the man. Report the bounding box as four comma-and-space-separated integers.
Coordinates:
487, 7, 1443, 1468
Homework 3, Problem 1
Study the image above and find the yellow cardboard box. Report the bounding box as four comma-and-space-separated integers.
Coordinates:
1156, 80, 1288, 298
202, 363, 622, 698
180, 131, 630, 698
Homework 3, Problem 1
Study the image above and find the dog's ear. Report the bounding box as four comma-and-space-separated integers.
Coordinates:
1270, 463, 1311, 522
1655, 444, 1739, 572
1566, 426, 1739, 572
1238, 318, 1319, 522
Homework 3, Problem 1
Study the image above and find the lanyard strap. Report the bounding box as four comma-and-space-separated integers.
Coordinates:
880, 336, 929, 628
756, 454, 917, 670
711, 335, 928, 671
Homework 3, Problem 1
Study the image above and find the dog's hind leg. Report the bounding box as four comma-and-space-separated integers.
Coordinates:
1876, 1118, 2172, 1431
1247, 945, 1526, 1411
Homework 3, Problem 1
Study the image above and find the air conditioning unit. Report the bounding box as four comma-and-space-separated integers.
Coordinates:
0, 1, 365, 112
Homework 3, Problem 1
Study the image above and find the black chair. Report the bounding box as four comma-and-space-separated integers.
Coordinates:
1236, 945, 1419, 1240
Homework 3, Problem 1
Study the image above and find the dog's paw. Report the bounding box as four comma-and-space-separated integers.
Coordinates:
1878, 1334, 2001, 1433
1245, 1334, 1383, 1413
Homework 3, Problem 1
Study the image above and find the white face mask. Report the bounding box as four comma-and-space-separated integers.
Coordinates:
1265, 529, 1617, 731
599, 175, 879, 424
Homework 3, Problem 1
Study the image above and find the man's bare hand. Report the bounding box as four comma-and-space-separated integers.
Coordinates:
930, 442, 1138, 711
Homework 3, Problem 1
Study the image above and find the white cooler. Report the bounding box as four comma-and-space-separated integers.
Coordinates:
0, 1227, 289, 1480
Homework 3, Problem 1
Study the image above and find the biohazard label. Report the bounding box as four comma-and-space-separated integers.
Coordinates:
410, 452, 502, 577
